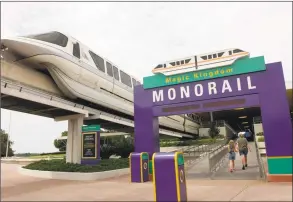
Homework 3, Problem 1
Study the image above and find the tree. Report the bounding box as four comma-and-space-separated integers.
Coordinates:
112, 136, 134, 158
53, 131, 67, 151
0, 129, 14, 157
208, 122, 220, 140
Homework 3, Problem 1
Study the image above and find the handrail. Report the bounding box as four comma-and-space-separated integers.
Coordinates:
208, 141, 228, 174
254, 138, 267, 181
224, 122, 237, 134
179, 140, 226, 169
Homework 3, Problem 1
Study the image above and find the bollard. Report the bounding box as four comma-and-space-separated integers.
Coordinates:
129, 152, 149, 183
152, 152, 187, 202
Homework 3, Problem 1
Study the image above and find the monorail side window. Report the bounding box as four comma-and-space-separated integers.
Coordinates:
120, 70, 132, 87
113, 66, 120, 81
208, 55, 212, 59
89, 51, 105, 72
233, 49, 243, 54
25, 31, 68, 47
217, 52, 224, 57
106, 62, 113, 77
212, 54, 217, 58
155, 64, 163, 69
73, 42, 80, 59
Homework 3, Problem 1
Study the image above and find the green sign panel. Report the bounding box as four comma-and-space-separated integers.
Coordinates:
143, 56, 266, 89
267, 157, 292, 174
142, 153, 149, 160
149, 160, 153, 174
82, 125, 100, 132
177, 154, 184, 166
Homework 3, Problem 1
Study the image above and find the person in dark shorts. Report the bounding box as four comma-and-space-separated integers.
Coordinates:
237, 133, 251, 170
227, 140, 238, 172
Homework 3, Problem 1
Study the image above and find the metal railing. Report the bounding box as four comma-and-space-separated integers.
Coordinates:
167, 140, 226, 168
208, 144, 228, 174
224, 122, 237, 134
180, 140, 227, 169
254, 138, 267, 181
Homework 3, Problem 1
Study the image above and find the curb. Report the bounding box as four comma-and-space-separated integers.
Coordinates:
18, 167, 129, 181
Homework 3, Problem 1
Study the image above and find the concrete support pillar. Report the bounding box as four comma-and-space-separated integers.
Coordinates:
210, 112, 214, 122
65, 115, 83, 164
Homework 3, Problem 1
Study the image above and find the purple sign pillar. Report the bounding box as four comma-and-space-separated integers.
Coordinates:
81, 125, 100, 165
153, 152, 187, 202
134, 60, 292, 182
130, 152, 149, 183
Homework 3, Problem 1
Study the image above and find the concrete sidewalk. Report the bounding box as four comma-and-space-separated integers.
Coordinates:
2, 163, 292, 201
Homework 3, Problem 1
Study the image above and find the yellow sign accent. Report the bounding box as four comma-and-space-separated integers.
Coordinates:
165, 67, 234, 84
152, 153, 157, 201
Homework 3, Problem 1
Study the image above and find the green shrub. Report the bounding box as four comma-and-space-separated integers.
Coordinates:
23, 158, 129, 172
198, 136, 210, 139
159, 140, 192, 147
217, 134, 225, 139
114, 142, 134, 158
257, 136, 265, 142
256, 132, 264, 136
112, 137, 134, 158
100, 145, 115, 159
195, 139, 215, 144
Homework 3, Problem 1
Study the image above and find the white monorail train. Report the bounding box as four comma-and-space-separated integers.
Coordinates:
1, 31, 200, 135
152, 48, 250, 76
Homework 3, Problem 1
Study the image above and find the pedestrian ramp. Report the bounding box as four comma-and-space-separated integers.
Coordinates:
211, 142, 262, 180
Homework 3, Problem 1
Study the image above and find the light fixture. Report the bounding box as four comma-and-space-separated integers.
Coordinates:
238, 116, 247, 119
234, 108, 244, 110
242, 122, 249, 124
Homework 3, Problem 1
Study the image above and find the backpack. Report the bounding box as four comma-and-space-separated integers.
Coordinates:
228, 144, 234, 153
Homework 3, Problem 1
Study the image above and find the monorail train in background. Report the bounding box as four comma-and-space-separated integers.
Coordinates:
1, 31, 200, 135
152, 48, 250, 76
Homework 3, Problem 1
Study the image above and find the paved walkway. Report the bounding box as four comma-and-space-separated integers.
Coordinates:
186, 156, 211, 179
2, 163, 292, 201
212, 142, 261, 180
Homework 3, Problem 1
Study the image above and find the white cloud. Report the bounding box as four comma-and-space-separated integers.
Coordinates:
1, 2, 292, 153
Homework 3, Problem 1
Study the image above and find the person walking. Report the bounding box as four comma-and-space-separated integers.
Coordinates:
227, 140, 238, 172
237, 133, 251, 170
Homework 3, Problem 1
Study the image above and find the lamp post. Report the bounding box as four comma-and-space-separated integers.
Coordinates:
5, 111, 12, 158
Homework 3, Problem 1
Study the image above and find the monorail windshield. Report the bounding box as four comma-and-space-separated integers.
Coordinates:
25, 31, 68, 47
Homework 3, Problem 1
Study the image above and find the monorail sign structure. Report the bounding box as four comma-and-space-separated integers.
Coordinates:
133, 49, 292, 183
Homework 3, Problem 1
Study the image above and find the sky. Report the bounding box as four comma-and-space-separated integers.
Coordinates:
1, 2, 292, 153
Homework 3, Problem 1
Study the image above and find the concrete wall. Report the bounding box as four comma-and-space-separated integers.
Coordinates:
253, 123, 263, 135
1, 60, 63, 96
199, 127, 226, 137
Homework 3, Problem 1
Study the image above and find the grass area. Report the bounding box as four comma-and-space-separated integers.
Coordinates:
27, 154, 65, 159
23, 158, 129, 172
160, 138, 223, 147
